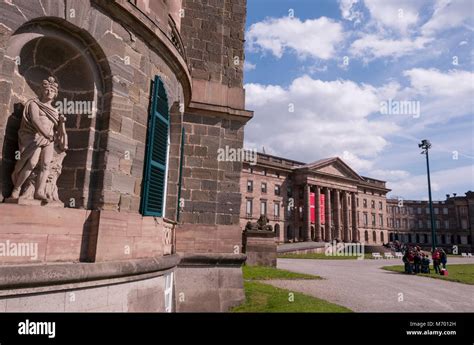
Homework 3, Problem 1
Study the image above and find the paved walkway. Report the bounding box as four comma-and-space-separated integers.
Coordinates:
269, 258, 474, 312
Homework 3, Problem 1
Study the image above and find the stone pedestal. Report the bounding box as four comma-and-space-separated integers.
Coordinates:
243, 230, 277, 267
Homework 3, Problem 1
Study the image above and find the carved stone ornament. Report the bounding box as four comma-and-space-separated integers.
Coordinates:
7, 77, 68, 206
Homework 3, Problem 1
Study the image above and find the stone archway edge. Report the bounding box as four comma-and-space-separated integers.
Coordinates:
0, 254, 180, 291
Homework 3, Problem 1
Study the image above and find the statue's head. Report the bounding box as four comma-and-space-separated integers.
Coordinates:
40, 76, 59, 102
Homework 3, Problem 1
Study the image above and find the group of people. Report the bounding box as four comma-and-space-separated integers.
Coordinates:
401, 245, 448, 275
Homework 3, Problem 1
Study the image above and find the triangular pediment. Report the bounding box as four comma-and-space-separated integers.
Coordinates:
302, 158, 363, 181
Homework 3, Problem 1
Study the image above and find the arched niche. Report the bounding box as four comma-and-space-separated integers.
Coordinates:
1, 18, 112, 209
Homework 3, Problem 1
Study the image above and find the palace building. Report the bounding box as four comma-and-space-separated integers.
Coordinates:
240, 152, 391, 245
386, 192, 474, 252
240, 152, 474, 251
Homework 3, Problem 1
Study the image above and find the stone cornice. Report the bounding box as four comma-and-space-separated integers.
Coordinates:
177, 253, 247, 267
0, 254, 180, 290
186, 101, 254, 123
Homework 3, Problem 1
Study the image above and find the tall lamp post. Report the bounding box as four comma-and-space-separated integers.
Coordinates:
419, 139, 437, 251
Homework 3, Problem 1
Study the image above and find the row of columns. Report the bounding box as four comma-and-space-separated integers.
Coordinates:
304, 184, 359, 243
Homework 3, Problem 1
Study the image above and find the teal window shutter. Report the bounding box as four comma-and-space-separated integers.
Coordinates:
140, 76, 169, 217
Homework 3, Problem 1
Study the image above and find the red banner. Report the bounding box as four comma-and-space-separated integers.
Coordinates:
310, 193, 325, 224
320, 194, 325, 224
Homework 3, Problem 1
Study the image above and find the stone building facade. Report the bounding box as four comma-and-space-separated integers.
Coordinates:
0, 0, 251, 312
386, 192, 474, 252
240, 152, 474, 252
240, 152, 391, 245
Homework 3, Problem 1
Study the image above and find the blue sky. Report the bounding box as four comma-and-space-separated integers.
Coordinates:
243, 0, 474, 200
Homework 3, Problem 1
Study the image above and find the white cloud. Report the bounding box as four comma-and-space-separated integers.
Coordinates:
339, 0, 363, 24
342, 150, 374, 171
400, 68, 474, 128
244, 61, 256, 71
246, 16, 344, 60
388, 165, 474, 199
370, 169, 410, 181
421, 0, 474, 36
363, 0, 424, 34
403, 68, 473, 97
350, 34, 432, 60
244, 75, 400, 166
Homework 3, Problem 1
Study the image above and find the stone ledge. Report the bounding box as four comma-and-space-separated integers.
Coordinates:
0, 254, 180, 290
187, 101, 253, 123
178, 253, 246, 267
245, 230, 276, 238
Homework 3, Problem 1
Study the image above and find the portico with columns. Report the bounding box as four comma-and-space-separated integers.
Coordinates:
292, 157, 390, 244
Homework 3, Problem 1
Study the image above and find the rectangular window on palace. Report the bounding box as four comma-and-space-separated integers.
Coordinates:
275, 185, 280, 196
274, 203, 280, 217
363, 213, 368, 225
247, 180, 253, 192
443, 207, 448, 215
371, 200, 375, 208
379, 215, 383, 226
260, 201, 267, 215
363, 199, 367, 208
444, 220, 449, 229
246, 199, 252, 216
371, 214, 376, 225
261, 182, 267, 193
379, 201, 383, 210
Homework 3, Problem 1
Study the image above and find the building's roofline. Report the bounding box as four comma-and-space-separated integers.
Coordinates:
243, 149, 305, 166
244, 150, 390, 186
361, 175, 386, 183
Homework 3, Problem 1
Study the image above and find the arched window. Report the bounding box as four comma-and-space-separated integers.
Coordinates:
380, 231, 384, 243
364, 230, 369, 243
275, 224, 280, 238
140, 76, 169, 217
389, 233, 394, 242
372, 231, 377, 243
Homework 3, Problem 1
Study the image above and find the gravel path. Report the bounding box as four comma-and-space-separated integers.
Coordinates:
268, 258, 474, 312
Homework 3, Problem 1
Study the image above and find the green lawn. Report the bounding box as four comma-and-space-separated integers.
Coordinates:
382, 264, 474, 285
242, 265, 321, 280
231, 281, 352, 312
278, 252, 372, 260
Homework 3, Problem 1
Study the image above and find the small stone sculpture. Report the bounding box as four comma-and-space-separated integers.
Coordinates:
9, 77, 68, 204
245, 215, 273, 232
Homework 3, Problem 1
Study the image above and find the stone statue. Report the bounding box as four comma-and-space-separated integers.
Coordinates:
9, 77, 68, 203
245, 215, 273, 232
